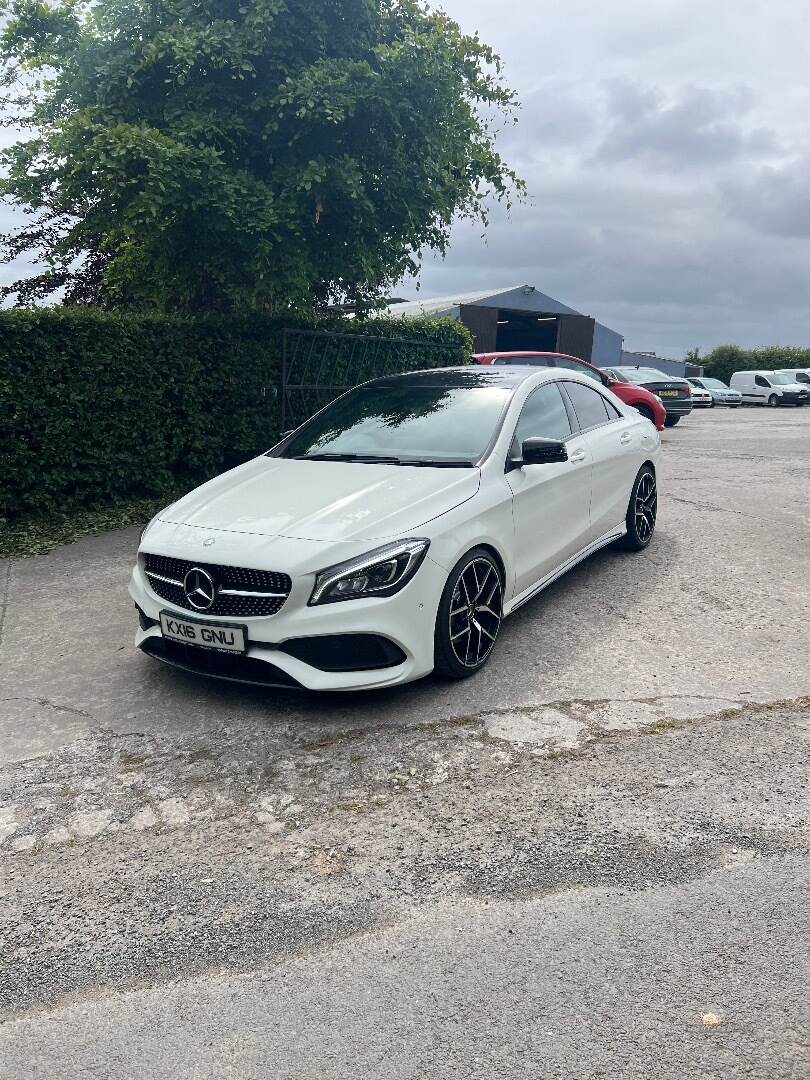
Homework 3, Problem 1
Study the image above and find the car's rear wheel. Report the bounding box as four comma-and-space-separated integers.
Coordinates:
635, 404, 655, 423
620, 466, 657, 551
434, 548, 503, 679
663, 415, 680, 427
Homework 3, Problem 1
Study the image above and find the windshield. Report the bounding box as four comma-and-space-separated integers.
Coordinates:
606, 369, 630, 383
277, 383, 511, 465
767, 372, 793, 385
615, 367, 673, 383
700, 378, 727, 389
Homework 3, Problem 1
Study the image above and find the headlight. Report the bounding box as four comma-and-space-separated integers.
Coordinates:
309, 539, 430, 606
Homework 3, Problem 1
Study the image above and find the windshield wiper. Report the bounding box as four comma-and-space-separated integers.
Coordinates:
292, 452, 475, 467
293, 452, 402, 464
394, 459, 474, 468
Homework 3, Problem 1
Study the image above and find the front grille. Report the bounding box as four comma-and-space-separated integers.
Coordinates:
140, 637, 302, 689
143, 553, 291, 618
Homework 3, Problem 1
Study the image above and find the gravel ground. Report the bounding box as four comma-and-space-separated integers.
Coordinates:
1, 407, 809, 1076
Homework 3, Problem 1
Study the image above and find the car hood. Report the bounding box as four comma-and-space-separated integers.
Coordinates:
158, 456, 481, 542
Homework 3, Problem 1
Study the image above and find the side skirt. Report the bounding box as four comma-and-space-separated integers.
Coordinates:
503, 525, 627, 616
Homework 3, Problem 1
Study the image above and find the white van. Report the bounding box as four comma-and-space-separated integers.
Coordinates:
729, 370, 810, 407
776, 368, 810, 389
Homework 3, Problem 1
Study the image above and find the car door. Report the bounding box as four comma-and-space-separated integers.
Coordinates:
561, 380, 640, 541
754, 374, 770, 402
505, 381, 593, 595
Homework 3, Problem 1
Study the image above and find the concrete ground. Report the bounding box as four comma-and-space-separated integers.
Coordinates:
1, 407, 808, 1077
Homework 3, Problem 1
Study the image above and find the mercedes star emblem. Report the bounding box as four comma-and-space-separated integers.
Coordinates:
183, 567, 216, 611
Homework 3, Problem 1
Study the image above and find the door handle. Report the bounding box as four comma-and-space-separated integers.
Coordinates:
569, 448, 587, 463
620, 431, 632, 445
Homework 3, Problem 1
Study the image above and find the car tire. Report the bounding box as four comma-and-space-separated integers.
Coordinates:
663, 415, 680, 427
708, 399, 715, 408
767, 394, 778, 407
635, 404, 655, 423
434, 548, 503, 679
619, 465, 658, 551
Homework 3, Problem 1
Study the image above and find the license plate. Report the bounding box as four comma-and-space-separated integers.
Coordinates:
659, 390, 679, 397
159, 612, 247, 653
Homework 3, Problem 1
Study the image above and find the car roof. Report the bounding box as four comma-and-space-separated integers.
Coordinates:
473, 350, 596, 366
367, 365, 541, 390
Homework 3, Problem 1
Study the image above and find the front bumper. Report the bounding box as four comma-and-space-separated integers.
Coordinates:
129, 554, 448, 692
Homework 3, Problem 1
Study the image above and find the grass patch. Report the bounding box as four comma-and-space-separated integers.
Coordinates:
0, 493, 178, 559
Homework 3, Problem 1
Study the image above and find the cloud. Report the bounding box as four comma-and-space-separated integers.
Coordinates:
723, 155, 810, 238
591, 82, 779, 170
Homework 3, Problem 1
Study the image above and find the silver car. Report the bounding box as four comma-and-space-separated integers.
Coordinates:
689, 377, 742, 408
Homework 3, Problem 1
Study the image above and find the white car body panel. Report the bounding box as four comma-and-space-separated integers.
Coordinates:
159, 456, 481, 542
130, 368, 661, 690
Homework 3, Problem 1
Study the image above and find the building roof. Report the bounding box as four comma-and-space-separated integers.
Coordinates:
384, 285, 624, 337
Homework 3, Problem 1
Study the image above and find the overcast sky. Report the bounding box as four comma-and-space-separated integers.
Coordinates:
402, 0, 810, 356
2, 1, 808, 356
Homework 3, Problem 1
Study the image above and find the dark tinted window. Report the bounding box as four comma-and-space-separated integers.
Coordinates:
511, 383, 572, 453
755, 375, 768, 387
602, 394, 622, 419
565, 381, 614, 430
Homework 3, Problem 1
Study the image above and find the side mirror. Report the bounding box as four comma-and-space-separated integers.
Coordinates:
521, 437, 569, 465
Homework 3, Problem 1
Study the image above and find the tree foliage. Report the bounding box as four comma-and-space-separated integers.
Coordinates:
0, 0, 523, 312
702, 344, 810, 384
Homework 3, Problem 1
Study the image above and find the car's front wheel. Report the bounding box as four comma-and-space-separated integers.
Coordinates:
768, 394, 779, 407
620, 466, 658, 551
434, 548, 503, 679
663, 415, 680, 427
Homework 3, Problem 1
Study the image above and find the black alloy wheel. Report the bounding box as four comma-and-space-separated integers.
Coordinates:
434, 549, 503, 679
620, 466, 658, 551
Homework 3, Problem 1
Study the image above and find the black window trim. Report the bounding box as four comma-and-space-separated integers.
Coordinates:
558, 379, 624, 435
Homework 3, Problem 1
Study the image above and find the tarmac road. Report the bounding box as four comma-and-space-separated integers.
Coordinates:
1, 407, 809, 1077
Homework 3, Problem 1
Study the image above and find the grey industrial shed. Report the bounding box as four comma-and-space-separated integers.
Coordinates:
385, 285, 624, 367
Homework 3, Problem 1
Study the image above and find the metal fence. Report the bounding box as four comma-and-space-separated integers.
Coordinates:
281, 328, 461, 431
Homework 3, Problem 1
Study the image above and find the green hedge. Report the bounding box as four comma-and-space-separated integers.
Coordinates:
0, 309, 472, 520
703, 344, 810, 385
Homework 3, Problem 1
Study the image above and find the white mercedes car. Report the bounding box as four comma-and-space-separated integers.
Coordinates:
131, 366, 661, 691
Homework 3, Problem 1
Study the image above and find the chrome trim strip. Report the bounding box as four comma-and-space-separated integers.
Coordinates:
218, 588, 288, 598
145, 570, 183, 587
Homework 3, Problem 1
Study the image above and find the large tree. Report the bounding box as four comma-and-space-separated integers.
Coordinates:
0, 0, 522, 311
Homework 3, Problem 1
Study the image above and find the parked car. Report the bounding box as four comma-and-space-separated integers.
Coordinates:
685, 380, 713, 407
729, 370, 810, 406
688, 377, 742, 407
132, 366, 661, 691
473, 351, 667, 429
775, 368, 810, 389
602, 366, 693, 427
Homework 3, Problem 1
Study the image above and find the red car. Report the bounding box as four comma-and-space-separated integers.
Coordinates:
473, 351, 667, 430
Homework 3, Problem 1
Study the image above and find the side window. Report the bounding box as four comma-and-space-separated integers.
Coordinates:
554, 356, 604, 384
602, 394, 622, 419
511, 383, 572, 454
564, 381, 614, 431
755, 375, 768, 387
